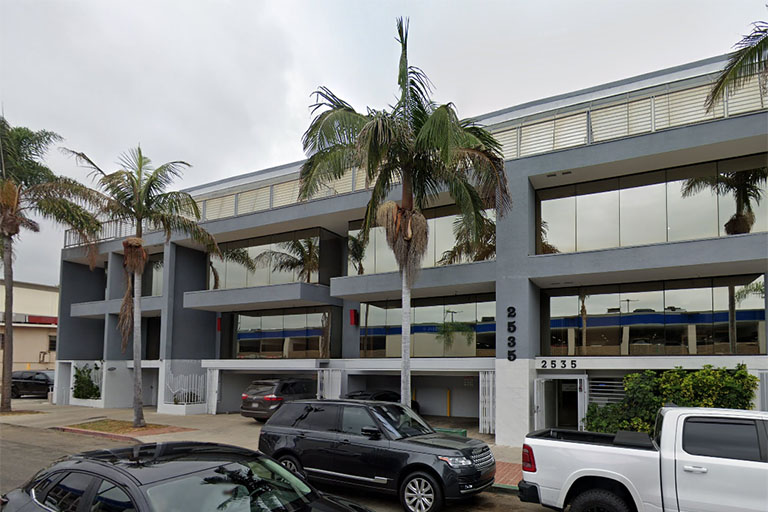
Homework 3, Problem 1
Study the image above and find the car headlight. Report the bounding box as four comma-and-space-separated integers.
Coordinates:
438, 456, 473, 468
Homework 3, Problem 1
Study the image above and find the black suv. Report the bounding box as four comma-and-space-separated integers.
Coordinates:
258, 399, 495, 512
11, 370, 54, 398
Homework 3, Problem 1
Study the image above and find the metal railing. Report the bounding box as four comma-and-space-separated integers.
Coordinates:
64, 219, 162, 248
165, 372, 206, 405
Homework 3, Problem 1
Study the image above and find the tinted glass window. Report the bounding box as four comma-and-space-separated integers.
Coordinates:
90, 480, 135, 512
683, 418, 762, 462
266, 403, 306, 427
302, 404, 339, 431
34, 374, 48, 381
247, 382, 277, 395
341, 406, 376, 436
44, 472, 94, 511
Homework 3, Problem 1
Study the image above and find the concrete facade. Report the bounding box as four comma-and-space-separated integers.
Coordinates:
56, 55, 768, 446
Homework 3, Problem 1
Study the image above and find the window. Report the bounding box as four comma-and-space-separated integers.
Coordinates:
683, 418, 762, 462
341, 406, 376, 436
267, 403, 305, 428
90, 480, 135, 512
49, 336, 57, 352
43, 472, 95, 512
34, 373, 48, 382
301, 404, 339, 431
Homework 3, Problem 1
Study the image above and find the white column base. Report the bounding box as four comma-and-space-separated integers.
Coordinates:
494, 358, 535, 447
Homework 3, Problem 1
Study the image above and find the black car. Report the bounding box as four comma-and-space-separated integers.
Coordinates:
344, 389, 421, 414
0, 442, 374, 512
258, 400, 495, 512
11, 370, 54, 398
241, 378, 317, 421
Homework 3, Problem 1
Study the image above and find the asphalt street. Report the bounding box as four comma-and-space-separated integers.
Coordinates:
0, 423, 546, 511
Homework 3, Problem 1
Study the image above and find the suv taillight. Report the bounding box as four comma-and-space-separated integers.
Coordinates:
522, 444, 536, 472
241, 393, 248, 400
264, 394, 283, 402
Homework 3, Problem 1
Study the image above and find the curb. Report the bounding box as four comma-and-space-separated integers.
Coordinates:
489, 483, 519, 495
51, 427, 139, 443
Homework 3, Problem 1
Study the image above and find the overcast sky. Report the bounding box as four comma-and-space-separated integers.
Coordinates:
0, 0, 765, 286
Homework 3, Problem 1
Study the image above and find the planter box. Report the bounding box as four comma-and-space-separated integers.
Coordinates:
69, 397, 104, 408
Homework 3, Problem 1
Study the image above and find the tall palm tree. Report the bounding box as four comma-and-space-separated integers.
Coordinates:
682, 167, 767, 352
65, 147, 219, 427
298, 18, 510, 407
253, 238, 320, 283
706, 20, 768, 111
0, 117, 102, 412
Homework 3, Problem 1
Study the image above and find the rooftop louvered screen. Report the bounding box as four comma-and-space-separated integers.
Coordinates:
272, 180, 300, 207
204, 194, 235, 220
237, 187, 270, 215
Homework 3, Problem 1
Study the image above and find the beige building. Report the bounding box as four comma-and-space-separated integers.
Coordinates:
0, 280, 59, 375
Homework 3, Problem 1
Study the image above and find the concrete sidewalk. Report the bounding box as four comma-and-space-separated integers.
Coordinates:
1, 399, 523, 487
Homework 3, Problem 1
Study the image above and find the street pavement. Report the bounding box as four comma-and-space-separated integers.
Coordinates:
0, 399, 546, 511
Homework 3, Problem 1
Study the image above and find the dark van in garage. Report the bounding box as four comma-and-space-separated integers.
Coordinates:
258, 399, 495, 512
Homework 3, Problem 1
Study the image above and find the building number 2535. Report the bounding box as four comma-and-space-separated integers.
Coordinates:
507, 306, 516, 362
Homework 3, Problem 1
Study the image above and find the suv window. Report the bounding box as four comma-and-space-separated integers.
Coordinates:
43, 472, 95, 511
683, 418, 762, 462
280, 382, 296, 395
89, 479, 136, 511
302, 404, 339, 431
341, 406, 376, 436
34, 373, 49, 382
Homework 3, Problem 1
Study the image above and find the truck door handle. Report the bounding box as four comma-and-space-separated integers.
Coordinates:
683, 465, 708, 474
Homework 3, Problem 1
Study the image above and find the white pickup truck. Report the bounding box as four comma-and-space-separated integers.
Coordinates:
518, 407, 768, 512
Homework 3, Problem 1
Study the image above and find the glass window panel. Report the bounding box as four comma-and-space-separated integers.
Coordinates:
373, 227, 398, 273
477, 301, 496, 323
261, 315, 283, 334
90, 480, 135, 512
423, 218, 437, 267
414, 304, 443, 324
238, 314, 261, 331
580, 293, 621, 356
268, 242, 296, 284
284, 313, 307, 331
348, 229, 373, 276
224, 258, 248, 289
433, 215, 457, 268
210, 257, 226, 290
540, 196, 575, 253
667, 169, 718, 241
247, 244, 271, 287
621, 290, 665, 355
718, 176, 768, 236
576, 189, 619, 251
620, 183, 666, 246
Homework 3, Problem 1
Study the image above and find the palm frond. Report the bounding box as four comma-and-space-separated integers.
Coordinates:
149, 212, 219, 254
706, 21, 768, 111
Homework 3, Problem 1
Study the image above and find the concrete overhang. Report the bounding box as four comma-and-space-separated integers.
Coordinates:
201, 358, 323, 371
70, 296, 163, 319
528, 232, 768, 289
330, 261, 496, 302
329, 357, 495, 374
183, 283, 342, 312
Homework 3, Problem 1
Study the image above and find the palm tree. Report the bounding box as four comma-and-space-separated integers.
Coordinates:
682, 167, 767, 352
348, 233, 367, 276
253, 238, 320, 284
735, 279, 765, 303
706, 20, 768, 111
209, 248, 258, 290
0, 117, 102, 412
298, 18, 510, 407
64, 147, 219, 427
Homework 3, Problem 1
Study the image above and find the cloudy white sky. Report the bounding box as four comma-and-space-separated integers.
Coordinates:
0, 0, 765, 285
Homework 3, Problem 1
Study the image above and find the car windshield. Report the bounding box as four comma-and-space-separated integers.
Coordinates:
369, 404, 433, 440
145, 458, 315, 512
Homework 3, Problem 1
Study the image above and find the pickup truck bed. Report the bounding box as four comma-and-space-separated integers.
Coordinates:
527, 428, 656, 450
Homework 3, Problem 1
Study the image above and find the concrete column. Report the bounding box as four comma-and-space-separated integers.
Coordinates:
687, 324, 698, 355
621, 327, 630, 355
567, 328, 576, 356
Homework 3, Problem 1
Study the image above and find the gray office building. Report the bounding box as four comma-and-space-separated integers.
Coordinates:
54, 55, 768, 447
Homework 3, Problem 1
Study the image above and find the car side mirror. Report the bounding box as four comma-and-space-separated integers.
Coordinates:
361, 426, 381, 439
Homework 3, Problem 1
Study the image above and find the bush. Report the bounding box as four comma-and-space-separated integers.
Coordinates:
585, 364, 758, 433
73, 364, 101, 399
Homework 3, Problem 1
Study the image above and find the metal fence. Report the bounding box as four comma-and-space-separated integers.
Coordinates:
165, 373, 206, 405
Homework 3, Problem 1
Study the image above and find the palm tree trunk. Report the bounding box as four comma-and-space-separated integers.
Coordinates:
1, 236, 13, 412
580, 297, 587, 353
728, 285, 737, 353
400, 270, 411, 408
133, 270, 146, 427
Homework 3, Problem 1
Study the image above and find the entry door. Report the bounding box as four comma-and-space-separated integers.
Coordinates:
534, 376, 588, 431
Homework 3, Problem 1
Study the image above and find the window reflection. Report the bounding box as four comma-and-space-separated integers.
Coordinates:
536, 154, 767, 253
360, 295, 495, 358
143, 254, 164, 296
545, 275, 766, 356
235, 308, 332, 359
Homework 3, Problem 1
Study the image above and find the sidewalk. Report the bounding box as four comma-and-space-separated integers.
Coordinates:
1, 399, 522, 488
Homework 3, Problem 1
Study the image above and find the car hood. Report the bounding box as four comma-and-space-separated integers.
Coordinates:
310, 494, 374, 511
400, 433, 487, 455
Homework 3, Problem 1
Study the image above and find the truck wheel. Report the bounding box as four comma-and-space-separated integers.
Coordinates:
400, 471, 443, 512
570, 489, 630, 512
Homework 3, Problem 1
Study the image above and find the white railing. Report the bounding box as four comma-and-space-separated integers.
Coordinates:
165, 373, 206, 405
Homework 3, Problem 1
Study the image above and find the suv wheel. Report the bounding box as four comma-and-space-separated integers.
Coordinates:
400, 471, 443, 512
278, 454, 304, 478
570, 489, 631, 512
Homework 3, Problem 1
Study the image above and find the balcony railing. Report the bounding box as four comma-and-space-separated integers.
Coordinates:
64, 219, 160, 248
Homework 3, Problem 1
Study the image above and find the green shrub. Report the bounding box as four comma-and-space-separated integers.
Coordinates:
73, 364, 101, 399
585, 364, 758, 433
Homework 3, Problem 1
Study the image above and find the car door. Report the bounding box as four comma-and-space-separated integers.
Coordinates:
19, 372, 35, 395
675, 416, 768, 512
332, 405, 398, 490
293, 403, 340, 478
32, 373, 49, 396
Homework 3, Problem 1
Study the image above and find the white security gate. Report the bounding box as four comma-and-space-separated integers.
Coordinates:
479, 370, 495, 434
534, 374, 588, 431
